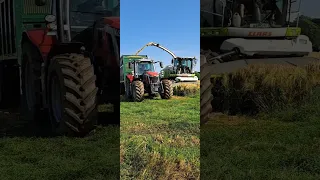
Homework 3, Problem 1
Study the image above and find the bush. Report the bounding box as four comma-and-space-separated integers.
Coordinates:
173, 82, 200, 97
211, 62, 320, 115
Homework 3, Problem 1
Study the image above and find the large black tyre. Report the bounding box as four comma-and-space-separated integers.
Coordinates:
47, 53, 98, 136
132, 80, 144, 102
21, 42, 43, 122
125, 79, 132, 100
160, 79, 173, 99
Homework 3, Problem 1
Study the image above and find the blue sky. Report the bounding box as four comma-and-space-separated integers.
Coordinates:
120, 0, 200, 72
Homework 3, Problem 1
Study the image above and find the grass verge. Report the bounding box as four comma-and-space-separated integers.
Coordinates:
120, 94, 200, 179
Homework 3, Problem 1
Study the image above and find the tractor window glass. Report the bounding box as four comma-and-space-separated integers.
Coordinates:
70, 0, 112, 28
106, 33, 115, 56
136, 62, 154, 75
116, 36, 120, 53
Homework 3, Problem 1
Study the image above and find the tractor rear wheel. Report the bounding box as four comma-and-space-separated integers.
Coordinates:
160, 79, 173, 99
21, 42, 43, 122
47, 53, 98, 136
125, 80, 132, 100
132, 80, 144, 102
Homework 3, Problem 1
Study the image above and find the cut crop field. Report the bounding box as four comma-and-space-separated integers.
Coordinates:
202, 60, 320, 179
201, 106, 320, 179
120, 94, 200, 179
0, 111, 119, 180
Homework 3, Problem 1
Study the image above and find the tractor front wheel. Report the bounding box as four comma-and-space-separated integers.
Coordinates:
160, 79, 173, 99
47, 54, 98, 136
132, 80, 144, 102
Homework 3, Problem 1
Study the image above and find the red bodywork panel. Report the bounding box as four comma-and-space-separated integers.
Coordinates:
146, 71, 158, 77
126, 74, 134, 82
25, 29, 56, 59
103, 17, 120, 29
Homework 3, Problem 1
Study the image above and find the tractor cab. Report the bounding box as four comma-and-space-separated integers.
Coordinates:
129, 58, 163, 79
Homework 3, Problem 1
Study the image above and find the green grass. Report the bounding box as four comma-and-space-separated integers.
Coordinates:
120, 94, 200, 179
201, 89, 320, 179
0, 125, 120, 180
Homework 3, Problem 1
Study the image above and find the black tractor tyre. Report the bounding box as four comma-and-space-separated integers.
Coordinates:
132, 80, 144, 102
47, 53, 98, 136
160, 79, 173, 99
120, 82, 125, 95
20, 42, 44, 123
125, 80, 132, 100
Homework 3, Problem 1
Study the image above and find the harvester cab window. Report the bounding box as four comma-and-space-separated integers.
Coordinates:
174, 59, 192, 69
201, 0, 292, 28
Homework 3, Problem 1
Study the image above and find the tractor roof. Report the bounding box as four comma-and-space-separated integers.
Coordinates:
175, 57, 196, 60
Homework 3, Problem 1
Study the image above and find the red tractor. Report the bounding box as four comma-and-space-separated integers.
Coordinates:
123, 56, 173, 102
0, 0, 119, 136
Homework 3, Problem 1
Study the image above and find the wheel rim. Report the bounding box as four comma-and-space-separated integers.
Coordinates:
50, 74, 63, 122
25, 60, 34, 109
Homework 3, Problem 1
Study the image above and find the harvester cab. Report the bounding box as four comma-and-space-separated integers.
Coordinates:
120, 55, 172, 102
200, 0, 313, 63
135, 42, 198, 82
0, 0, 119, 136
169, 57, 199, 82
200, 0, 319, 121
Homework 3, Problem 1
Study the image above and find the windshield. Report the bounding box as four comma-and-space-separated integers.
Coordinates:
136, 62, 155, 75
70, 0, 118, 27
174, 59, 193, 69
200, 0, 290, 28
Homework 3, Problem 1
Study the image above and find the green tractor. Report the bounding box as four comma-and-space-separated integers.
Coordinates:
135, 42, 199, 83
120, 55, 173, 102
0, 0, 119, 136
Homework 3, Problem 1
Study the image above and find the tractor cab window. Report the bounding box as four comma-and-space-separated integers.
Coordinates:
70, 0, 112, 28
136, 62, 154, 75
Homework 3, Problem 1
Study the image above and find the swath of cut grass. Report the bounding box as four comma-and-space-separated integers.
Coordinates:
211, 62, 320, 115
173, 82, 200, 97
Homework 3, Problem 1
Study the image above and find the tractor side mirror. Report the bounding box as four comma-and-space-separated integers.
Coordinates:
128, 62, 132, 69
35, 0, 46, 6
160, 62, 163, 68
171, 59, 173, 64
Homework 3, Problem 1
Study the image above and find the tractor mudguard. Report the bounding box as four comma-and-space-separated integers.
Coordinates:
23, 29, 55, 61
126, 74, 134, 83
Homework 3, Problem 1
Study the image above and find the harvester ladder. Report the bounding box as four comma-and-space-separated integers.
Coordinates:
288, 0, 302, 27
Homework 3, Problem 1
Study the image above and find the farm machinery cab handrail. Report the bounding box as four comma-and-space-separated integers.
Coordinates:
135, 42, 198, 82
120, 55, 173, 102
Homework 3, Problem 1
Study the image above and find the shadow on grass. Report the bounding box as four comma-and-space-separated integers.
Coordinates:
0, 106, 120, 138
